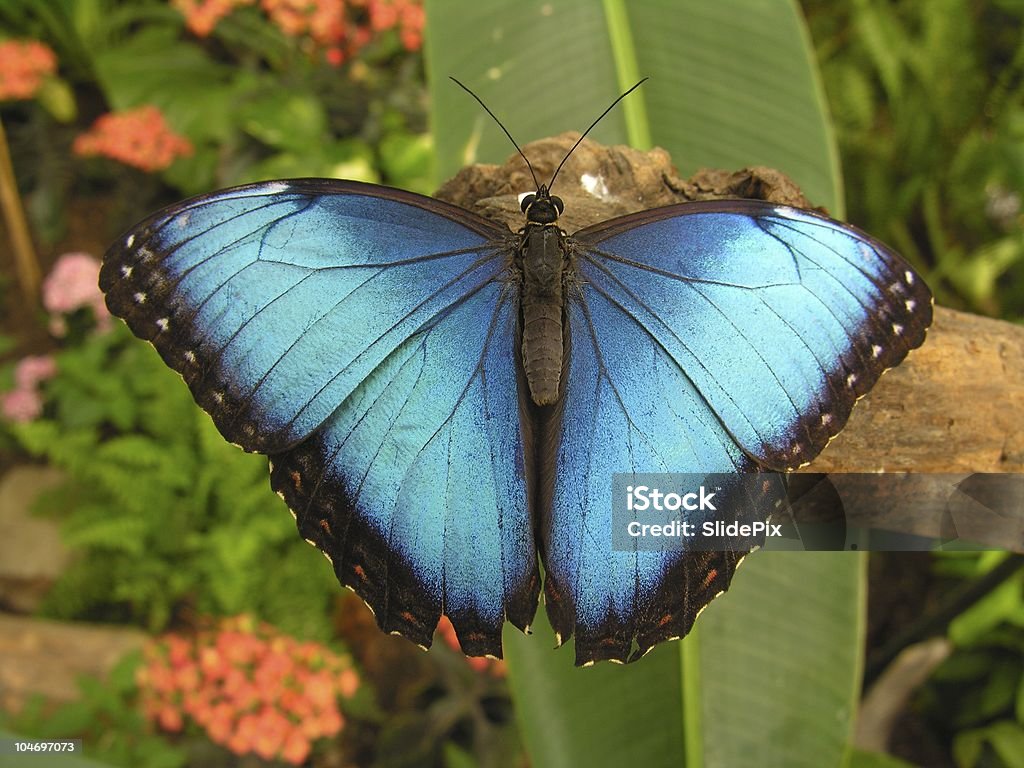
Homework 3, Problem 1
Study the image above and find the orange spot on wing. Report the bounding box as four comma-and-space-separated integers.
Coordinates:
701, 569, 719, 590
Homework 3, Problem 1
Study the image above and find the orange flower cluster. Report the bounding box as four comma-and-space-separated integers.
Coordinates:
173, 0, 256, 36
73, 106, 192, 172
360, 0, 424, 53
0, 39, 57, 100
435, 616, 507, 677
173, 0, 424, 65
138, 615, 361, 765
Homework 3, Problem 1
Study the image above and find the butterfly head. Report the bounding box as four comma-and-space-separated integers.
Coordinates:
521, 185, 564, 225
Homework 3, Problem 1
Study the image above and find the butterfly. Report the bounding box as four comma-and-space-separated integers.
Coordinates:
99, 100, 932, 667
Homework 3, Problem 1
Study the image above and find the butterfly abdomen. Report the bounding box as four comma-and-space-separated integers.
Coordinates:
520, 224, 566, 406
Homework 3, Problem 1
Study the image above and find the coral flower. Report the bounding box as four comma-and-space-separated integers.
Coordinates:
281, 730, 312, 765
73, 106, 192, 172
173, 0, 256, 36
139, 616, 358, 764
0, 40, 57, 100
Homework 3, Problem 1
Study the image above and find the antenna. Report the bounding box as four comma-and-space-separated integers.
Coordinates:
450, 76, 648, 193
548, 78, 648, 191
450, 76, 541, 190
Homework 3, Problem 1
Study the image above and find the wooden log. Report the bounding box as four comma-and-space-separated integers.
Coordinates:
436, 133, 1024, 474
815, 306, 1023, 473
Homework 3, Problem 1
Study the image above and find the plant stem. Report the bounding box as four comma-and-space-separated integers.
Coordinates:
0, 116, 41, 306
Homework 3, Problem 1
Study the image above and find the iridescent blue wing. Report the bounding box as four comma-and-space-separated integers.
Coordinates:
543, 200, 931, 664
100, 180, 539, 656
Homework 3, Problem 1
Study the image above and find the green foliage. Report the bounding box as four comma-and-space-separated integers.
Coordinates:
912, 554, 1024, 767
0, 0, 431, 245
803, 0, 1024, 320
7, 325, 339, 641
847, 749, 917, 768
0, 652, 186, 768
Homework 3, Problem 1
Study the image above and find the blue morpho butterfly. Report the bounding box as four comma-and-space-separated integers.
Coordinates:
99, 80, 932, 665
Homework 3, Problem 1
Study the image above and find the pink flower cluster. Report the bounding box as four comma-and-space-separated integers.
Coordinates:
173, 0, 424, 65
73, 106, 193, 172
1, 355, 57, 423
0, 39, 57, 101
42, 252, 111, 337
137, 615, 361, 765
435, 616, 506, 677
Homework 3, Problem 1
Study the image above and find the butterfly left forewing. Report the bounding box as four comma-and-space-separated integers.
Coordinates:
100, 179, 510, 454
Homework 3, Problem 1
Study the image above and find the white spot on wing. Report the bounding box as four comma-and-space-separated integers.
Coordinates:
120, 265, 133, 278
821, 413, 833, 426
872, 344, 883, 358
263, 181, 289, 193
846, 373, 858, 388
156, 318, 169, 331
183, 350, 196, 363
893, 323, 904, 336
126, 234, 135, 248
133, 292, 146, 304
905, 299, 916, 311
904, 270, 915, 284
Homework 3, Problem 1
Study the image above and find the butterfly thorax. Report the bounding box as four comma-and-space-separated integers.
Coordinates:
519, 186, 567, 406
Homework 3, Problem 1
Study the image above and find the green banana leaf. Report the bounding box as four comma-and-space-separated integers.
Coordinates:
425, 2, 864, 767
426, 0, 842, 212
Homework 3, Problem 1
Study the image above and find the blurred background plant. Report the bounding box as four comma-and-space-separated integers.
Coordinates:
803, 0, 1024, 321
0, 0, 1022, 766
